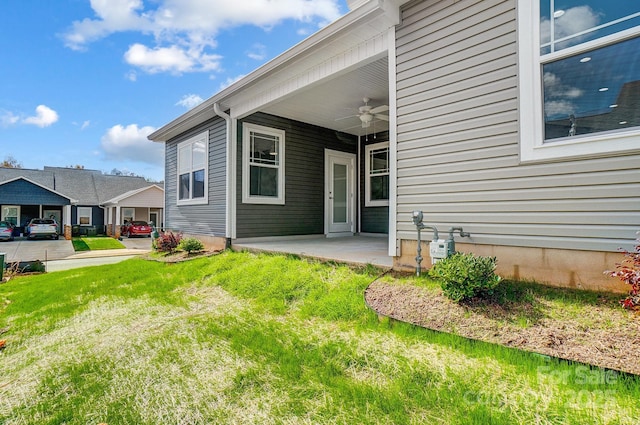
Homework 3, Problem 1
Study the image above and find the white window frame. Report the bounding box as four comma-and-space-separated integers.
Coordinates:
122, 207, 135, 224
177, 130, 209, 205
1, 205, 20, 226
242, 122, 285, 205
365, 142, 390, 207
518, 1, 640, 163
77, 206, 92, 225
176, 130, 209, 205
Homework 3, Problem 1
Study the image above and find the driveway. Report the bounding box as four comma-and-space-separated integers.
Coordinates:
1, 236, 153, 264
0, 238, 76, 263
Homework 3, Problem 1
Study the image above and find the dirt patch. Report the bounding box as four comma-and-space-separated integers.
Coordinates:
365, 279, 640, 375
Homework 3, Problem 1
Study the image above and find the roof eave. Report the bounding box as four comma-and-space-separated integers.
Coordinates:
148, 0, 389, 143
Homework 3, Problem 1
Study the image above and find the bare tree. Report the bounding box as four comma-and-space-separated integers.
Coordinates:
1, 156, 22, 168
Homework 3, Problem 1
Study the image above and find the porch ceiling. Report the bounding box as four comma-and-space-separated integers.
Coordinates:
260, 56, 389, 137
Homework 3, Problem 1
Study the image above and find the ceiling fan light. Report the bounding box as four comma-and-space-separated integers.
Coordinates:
359, 112, 373, 123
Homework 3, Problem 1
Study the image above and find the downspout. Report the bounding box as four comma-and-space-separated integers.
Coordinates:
213, 103, 233, 249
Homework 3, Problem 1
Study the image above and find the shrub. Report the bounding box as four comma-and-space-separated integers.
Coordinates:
605, 236, 640, 310
154, 231, 182, 253
179, 237, 204, 254
428, 252, 502, 302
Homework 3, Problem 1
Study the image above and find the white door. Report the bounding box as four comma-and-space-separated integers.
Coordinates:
325, 150, 356, 235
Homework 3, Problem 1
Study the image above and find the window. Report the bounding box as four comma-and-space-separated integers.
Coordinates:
177, 131, 208, 205
77, 207, 92, 225
365, 142, 389, 207
122, 208, 134, 224
1, 205, 19, 226
242, 123, 285, 205
518, 1, 640, 162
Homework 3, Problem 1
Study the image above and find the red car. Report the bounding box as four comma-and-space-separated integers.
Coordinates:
121, 220, 152, 238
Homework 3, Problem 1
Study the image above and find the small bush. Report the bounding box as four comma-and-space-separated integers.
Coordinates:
428, 252, 501, 302
605, 236, 640, 310
179, 237, 204, 254
154, 231, 182, 253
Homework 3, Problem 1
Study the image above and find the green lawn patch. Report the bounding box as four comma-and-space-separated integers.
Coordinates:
71, 236, 125, 252
0, 251, 638, 424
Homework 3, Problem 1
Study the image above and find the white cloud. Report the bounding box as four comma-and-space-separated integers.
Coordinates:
72, 120, 91, 130
1, 110, 20, 127
100, 123, 163, 166
125, 70, 138, 81
541, 6, 600, 46
247, 43, 267, 61
125, 43, 223, 74
176, 94, 204, 109
23, 105, 59, 127
219, 74, 246, 91
62, 0, 343, 74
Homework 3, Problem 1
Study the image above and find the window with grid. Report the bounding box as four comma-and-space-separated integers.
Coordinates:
177, 131, 208, 205
242, 123, 285, 205
518, 1, 640, 161
365, 142, 389, 207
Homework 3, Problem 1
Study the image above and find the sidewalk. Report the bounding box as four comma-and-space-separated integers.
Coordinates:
45, 238, 153, 272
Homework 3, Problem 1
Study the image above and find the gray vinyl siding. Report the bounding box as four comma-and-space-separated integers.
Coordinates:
0, 179, 71, 205
360, 132, 389, 234
164, 116, 226, 236
236, 113, 357, 238
395, 0, 640, 252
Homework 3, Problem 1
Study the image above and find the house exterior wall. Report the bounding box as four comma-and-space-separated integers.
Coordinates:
71, 206, 104, 231
394, 0, 639, 291
236, 112, 357, 238
164, 116, 227, 238
360, 132, 389, 234
0, 179, 70, 206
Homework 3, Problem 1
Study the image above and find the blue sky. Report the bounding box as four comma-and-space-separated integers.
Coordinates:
0, 0, 350, 181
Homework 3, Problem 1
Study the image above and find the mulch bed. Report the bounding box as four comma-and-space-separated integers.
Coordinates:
142, 250, 221, 263
365, 280, 640, 376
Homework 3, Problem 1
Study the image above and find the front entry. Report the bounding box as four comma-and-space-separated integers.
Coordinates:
324, 149, 356, 236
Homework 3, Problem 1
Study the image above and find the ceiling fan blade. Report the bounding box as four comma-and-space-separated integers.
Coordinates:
370, 105, 389, 114
335, 114, 358, 121
339, 122, 366, 132
373, 114, 389, 121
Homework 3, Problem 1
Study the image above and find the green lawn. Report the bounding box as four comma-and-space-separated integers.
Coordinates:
0, 251, 638, 424
71, 236, 125, 252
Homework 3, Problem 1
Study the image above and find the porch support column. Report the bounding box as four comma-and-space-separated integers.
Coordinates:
115, 206, 121, 239
63, 204, 72, 240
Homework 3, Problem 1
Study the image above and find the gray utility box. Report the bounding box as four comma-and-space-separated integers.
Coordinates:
429, 239, 455, 264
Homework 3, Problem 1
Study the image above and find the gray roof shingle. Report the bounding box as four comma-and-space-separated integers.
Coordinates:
0, 166, 159, 205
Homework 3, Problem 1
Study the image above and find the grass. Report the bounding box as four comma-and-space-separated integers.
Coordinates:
71, 236, 125, 252
0, 251, 638, 424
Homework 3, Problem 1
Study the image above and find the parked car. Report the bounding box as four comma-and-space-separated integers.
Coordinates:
121, 220, 152, 237
26, 218, 59, 240
0, 221, 15, 241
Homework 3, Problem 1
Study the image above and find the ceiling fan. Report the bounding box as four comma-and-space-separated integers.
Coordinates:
338, 97, 389, 128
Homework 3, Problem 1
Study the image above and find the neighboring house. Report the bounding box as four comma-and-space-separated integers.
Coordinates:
149, 0, 639, 292
0, 166, 163, 239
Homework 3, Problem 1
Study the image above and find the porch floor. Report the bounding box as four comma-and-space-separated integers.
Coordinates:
233, 235, 392, 268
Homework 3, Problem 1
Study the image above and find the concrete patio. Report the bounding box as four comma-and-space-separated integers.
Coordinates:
233, 235, 393, 268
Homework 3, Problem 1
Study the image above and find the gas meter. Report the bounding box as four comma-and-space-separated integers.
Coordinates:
429, 239, 455, 264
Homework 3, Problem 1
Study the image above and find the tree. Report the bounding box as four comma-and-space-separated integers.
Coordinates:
1, 156, 22, 168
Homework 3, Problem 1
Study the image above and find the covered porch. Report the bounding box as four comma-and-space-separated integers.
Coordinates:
233, 235, 392, 268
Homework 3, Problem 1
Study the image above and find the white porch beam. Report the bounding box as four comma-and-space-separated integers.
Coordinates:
230, 33, 390, 119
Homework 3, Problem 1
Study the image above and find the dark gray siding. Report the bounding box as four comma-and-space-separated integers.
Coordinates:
236, 113, 357, 238
360, 132, 389, 234
164, 116, 227, 236
0, 179, 71, 205
395, 0, 640, 252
